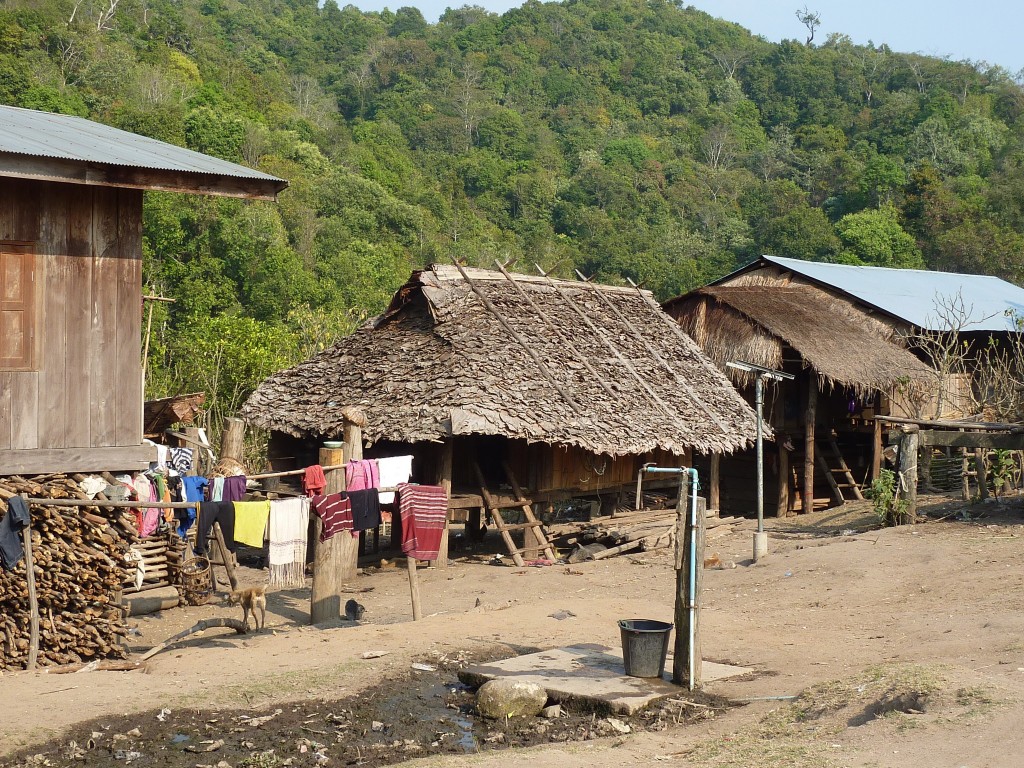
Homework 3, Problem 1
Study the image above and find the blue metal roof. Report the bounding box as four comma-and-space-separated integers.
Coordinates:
748, 256, 1024, 333
0, 104, 285, 187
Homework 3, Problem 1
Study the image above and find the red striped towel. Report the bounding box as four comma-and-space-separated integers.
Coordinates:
398, 484, 448, 561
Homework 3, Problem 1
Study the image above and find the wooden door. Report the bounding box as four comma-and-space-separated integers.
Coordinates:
0, 244, 34, 370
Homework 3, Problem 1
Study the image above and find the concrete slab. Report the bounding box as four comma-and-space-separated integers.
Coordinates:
459, 644, 751, 715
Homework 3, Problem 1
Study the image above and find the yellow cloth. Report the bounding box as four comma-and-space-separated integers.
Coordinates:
232, 501, 270, 548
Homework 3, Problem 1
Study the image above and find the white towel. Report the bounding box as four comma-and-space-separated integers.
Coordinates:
376, 455, 413, 504
269, 497, 309, 588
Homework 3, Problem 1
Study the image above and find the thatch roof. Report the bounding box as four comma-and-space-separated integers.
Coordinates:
242, 265, 758, 457
668, 285, 935, 392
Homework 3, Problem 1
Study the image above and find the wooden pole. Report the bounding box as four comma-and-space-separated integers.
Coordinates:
21, 494, 39, 671
896, 426, 919, 524
974, 448, 989, 500
709, 454, 720, 514
407, 555, 422, 621
310, 444, 356, 624
871, 417, 883, 483
776, 440, 789, 517
672, 474, 704, 689
219, 417, 245, 463
803, 376, 817, 514
432, 439, 453, 569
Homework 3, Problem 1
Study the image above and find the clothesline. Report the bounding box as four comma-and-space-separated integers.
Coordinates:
249, 464, 345, 480
22, 488, 402, 509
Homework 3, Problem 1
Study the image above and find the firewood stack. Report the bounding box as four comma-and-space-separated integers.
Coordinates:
0, 474, 135, 670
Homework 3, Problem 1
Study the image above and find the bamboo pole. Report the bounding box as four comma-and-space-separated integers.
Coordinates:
432, 439, 453, 569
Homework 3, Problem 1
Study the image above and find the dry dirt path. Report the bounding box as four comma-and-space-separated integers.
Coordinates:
2, 495, 1023, 767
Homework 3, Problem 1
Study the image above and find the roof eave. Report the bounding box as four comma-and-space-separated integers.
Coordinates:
0, 152, 288, 200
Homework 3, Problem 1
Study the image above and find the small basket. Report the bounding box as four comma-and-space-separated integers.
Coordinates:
180, 556, 213, 606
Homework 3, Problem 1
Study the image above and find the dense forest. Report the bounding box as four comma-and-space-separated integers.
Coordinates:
3, 0, 1024, 428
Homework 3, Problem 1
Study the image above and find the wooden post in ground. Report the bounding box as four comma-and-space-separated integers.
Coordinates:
672, 475, 704, 689
310, 411, 362, 624
20, 494, 39, 671
803, 377, 817, 514
776, 441, 789, 517
709, 454, 720, 514
896, 426, 919, 524
972, 448, 988, 499
432, 439, 453, 569
871, 417, 882, 483
219, 417, 245, 462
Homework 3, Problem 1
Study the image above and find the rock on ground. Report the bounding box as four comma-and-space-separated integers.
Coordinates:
476, 679, 549, 719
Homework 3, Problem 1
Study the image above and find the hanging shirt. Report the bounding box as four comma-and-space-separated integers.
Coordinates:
345, 460, 379, 492
232, 501, 271, 548
182, 476, 208, 503
303, 465, 327, 497
348, 489, 381, 532
0, 496, 31, 571
311, 493, 353, 541
398, 483, 448, 561
222, 475, 247, 503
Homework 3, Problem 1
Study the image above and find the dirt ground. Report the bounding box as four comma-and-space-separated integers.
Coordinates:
3, 493, 1024, 767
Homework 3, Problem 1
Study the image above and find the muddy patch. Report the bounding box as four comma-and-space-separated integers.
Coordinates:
2, 649, 733, 767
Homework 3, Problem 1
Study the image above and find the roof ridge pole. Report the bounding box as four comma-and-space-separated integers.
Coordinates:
448, 257, 581, 412
533, 264, 702, 448
581, 272, 731, 437
493, 259, 619, 401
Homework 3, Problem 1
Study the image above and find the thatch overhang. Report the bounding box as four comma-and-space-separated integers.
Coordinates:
242, 265, 759, 457
668, 285, 935, 393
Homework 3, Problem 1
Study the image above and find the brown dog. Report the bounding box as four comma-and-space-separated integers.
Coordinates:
227, 586, 267, 632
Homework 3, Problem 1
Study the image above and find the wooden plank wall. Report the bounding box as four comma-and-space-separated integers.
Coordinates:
0, 178, 142, 453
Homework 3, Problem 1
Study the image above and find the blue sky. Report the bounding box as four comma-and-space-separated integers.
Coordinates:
345, 0, 1024, 75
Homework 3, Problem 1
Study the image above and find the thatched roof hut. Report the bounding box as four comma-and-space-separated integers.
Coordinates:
668, 285, 935, 393
243, 265, 757, 458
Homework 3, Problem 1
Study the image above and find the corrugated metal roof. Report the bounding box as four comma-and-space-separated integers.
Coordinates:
0, 104, 284, 186
754, 256, 1024, 332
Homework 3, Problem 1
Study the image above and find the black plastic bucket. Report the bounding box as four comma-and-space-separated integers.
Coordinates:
618, 619, 673, 678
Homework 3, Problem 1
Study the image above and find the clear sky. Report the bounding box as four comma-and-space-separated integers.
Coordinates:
345, 0, 1024, 75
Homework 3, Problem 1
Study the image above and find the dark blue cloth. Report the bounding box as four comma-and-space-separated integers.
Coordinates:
0, 496, 31, 571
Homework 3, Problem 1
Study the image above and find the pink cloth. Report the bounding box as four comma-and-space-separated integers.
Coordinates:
134, 474, 161, 537
398, 484, 448, 561
345, 460, 379, 492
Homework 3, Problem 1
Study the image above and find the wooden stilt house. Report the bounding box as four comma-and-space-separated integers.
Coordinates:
0, 105, 286, 475
242, 264, 759, 541
664, 263, 936, 515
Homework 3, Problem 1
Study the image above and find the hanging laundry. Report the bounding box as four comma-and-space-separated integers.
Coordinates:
181, 475, 208, 503
135, 473, 161, 537
173, 506, 196, 538
145, 440, 169, 470
0, 496, 31, 571
222, 475, 247, 503
311, 493, 353, 542
210, 476, 225, 502
169, 447, 194, 475
233, 500, 271, 548
348, 489, 381, 532
269, 497, 309, 588
376, 455, 412, 504
195, 501, 236, 555
397, 484, 449, 562
345, 459, 379, 492
303, 464, 327, 497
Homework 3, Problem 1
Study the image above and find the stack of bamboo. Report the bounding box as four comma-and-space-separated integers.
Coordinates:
0, 475, 133, 670
125, 535, 186, 595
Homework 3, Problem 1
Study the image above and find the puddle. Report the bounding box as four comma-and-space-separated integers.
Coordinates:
2, 648, 733, 768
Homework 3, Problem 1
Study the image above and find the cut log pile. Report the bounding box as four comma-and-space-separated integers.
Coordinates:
0, 474, 136, 670
549, 506, 755, 561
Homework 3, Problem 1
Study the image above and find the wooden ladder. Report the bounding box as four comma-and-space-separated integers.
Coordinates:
472, 461, 556, 566
814, 436, 865, 504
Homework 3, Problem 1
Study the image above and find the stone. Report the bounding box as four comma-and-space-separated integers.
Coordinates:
541, 704, 562, 719
476, 679, 548, 719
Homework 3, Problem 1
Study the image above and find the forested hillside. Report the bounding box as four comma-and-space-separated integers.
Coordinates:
4, 0, 1024, 426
